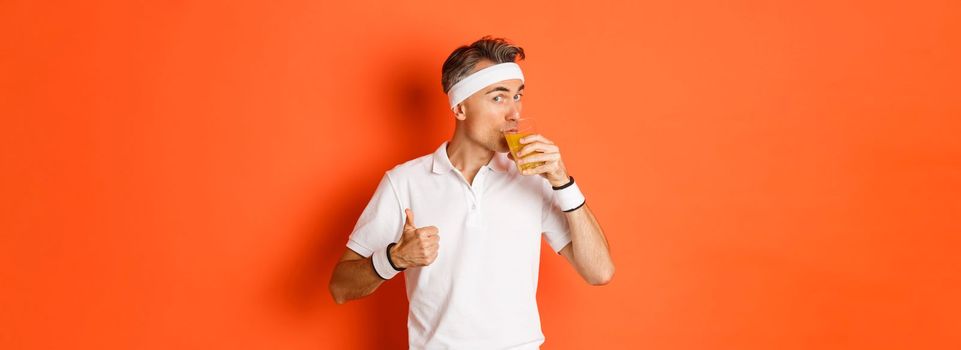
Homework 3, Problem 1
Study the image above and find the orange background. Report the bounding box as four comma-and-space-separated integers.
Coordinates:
2, 0, 960, 349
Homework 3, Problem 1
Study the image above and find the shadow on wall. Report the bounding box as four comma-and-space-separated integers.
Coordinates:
270, 44, 451, 348
380, 52, 453, 160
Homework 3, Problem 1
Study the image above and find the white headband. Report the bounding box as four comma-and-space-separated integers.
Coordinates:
446, 62, 525, 110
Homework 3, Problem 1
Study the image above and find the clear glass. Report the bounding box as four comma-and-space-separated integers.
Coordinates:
502, 118, 544, 172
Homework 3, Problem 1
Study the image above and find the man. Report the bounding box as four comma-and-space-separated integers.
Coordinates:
328, 36, 615, 349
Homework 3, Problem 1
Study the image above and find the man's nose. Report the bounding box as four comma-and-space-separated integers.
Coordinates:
506, 101, 521, 121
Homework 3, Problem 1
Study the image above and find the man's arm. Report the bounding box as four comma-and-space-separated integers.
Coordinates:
329, 208, 439, 304
515, 134, 615, 286
557, 203, 614, 285
328, 249, 387, 304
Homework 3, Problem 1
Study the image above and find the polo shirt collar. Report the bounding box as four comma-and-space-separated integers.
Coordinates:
432, 141, 510, 175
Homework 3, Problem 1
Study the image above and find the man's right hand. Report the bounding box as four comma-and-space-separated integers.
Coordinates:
389, 208, 440, 269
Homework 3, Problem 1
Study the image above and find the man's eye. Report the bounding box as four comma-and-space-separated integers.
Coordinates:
493, 96, 503, 102
513, 94, 522, 102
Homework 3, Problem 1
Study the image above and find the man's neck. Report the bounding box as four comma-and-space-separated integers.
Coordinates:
446, 132, 494, 176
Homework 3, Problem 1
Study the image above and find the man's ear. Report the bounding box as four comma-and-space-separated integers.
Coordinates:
453, 104, 467, 121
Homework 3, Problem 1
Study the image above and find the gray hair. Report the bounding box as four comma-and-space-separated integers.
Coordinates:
441, 36, 526, 93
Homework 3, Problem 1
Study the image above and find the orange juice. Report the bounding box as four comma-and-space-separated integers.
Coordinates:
504, 132, 545, 172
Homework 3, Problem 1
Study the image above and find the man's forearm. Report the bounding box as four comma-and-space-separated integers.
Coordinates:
564, 204, 614, 285
328, 256, 387, 304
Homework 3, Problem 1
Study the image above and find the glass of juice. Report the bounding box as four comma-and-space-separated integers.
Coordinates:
502, 118, 544, 173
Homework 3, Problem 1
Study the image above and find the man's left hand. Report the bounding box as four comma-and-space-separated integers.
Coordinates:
510, 134, 570, 187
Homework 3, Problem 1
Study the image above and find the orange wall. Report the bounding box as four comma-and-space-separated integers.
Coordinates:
2, 1, 960, 349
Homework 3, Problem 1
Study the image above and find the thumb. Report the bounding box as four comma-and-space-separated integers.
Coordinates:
403, 208, 416, 231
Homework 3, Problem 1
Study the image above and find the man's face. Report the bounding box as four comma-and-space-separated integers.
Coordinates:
456, 61, 525, 153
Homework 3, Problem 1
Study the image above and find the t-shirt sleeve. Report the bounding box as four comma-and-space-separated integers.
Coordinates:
541, 181, 572, 253
345, 173, 405, 258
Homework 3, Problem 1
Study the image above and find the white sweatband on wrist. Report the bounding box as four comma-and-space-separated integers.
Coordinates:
371, 245, 401, 280
554, 179, 586, 212
446, 62, 525, 110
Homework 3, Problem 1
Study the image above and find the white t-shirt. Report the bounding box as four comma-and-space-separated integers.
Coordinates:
346, 141, 573, 349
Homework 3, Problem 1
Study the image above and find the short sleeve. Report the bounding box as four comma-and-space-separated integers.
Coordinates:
346, 173, 405, 258
541, 182, 572, 253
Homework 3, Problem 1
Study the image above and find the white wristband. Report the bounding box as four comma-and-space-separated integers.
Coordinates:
554, 178, 586, 212
371, 245, 402, 280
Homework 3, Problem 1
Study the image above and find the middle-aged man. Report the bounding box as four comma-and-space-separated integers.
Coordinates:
329, 36, 615, 349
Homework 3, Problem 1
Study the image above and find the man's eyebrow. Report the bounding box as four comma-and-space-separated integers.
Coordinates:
485, 84, 525, 94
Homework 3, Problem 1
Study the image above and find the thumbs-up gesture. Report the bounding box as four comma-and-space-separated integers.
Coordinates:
389, 208, 440, 269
